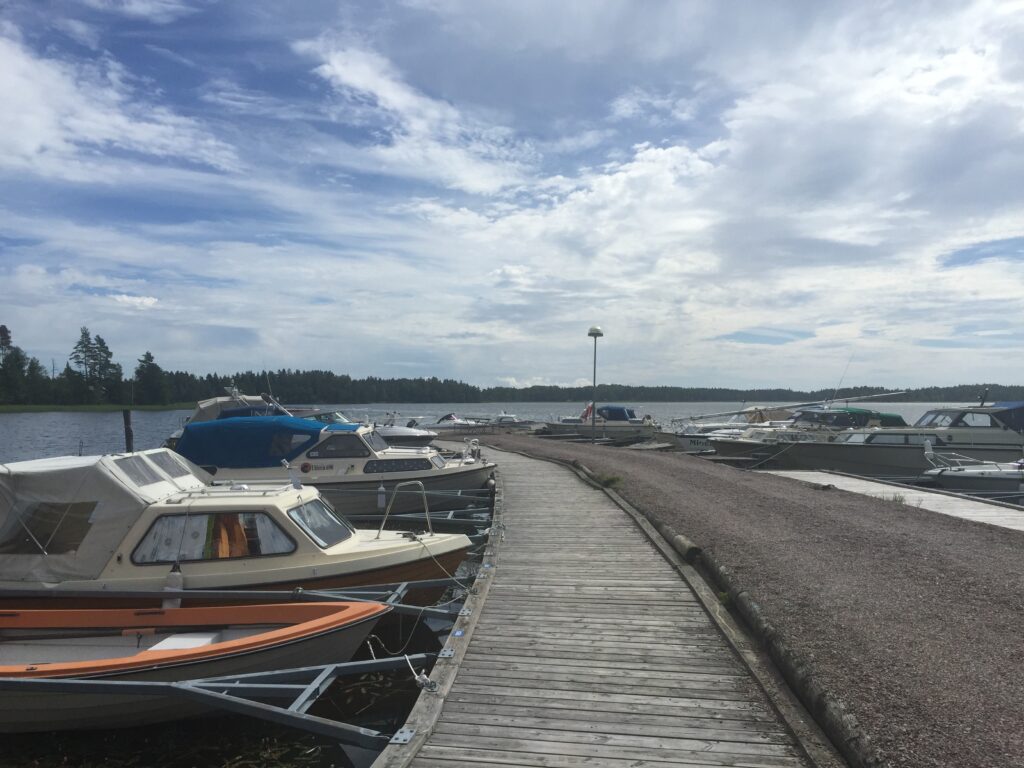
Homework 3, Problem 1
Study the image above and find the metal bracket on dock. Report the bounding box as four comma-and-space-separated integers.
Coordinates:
458, 607, 472, 617
438, 647, 456, 658
389, 727, 416, 744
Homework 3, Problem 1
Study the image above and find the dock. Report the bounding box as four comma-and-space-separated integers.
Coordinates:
375, 447, 838, 768
762, 470, 1024, 532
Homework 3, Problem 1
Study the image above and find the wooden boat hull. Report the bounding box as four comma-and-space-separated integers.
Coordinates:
0, 602, 387, 732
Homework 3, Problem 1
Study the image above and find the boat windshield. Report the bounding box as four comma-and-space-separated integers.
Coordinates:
364, 431, 391, 452
288, 497, 355, 548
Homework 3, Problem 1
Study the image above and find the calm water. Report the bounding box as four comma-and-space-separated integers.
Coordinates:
0, 400, 952, 464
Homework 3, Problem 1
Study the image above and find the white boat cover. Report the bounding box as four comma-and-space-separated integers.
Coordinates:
0, 449, 208, 583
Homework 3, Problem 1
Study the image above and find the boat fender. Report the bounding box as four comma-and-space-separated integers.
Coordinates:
377, 481, 387, 512
162, 564, 184, 609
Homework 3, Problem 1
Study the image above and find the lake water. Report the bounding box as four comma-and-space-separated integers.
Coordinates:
0, 400, 954, 464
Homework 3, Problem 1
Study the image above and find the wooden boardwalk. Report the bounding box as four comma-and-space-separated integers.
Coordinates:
376, 448, 823, 768
763, 470, 1024, 532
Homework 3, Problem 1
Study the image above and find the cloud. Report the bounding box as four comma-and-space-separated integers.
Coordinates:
0, 32, 237, 181
293, 37, 534, 193
78, 0, 202, 24
112, 294, 159, 309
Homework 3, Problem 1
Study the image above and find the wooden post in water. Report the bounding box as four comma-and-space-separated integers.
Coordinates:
122, 409, 134, 453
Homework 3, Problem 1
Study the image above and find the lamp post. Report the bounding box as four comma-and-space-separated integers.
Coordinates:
588, 325, 603, 443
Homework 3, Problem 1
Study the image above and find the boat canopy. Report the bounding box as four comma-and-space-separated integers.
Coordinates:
792, 407, 907, 428
0, 449, 207, 583
175, 416, 361, 469
596, 405, 638, 421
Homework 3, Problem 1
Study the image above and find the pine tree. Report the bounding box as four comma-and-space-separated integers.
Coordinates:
134, 351, 168, 405
0, 325, 11, 364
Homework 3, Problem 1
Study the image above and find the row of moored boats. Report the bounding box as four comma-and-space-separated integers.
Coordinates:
0, 390, 503, 734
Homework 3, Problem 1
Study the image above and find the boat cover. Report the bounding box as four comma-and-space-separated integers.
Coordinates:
188, 394, 280, 424
0, 450, 207, 583
596, 405, 638, 421
174, 416, 361, 469
994, 402, 1024, 432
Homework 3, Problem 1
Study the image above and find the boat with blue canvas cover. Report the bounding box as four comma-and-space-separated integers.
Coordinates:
541, 403, 658, 443
172, 416, 496, 517
167, 388, 438, 448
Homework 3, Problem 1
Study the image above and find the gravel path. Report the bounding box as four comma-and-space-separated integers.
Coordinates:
479, 434, 1024, 768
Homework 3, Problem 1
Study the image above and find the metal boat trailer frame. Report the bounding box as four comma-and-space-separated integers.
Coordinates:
0, 653, 436, 749
0, 574, 480, 748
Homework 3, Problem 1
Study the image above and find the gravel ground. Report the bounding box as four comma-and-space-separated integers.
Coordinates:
479, 433, 1024, 768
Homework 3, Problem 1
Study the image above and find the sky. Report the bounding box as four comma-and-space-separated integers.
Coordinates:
2, 0, 1024, 390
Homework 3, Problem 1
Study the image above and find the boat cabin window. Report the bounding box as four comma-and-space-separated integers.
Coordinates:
114, 455, 165, 486
952, 412, 998, 428
914, 411, 956, 427
147, 451, 194, 479
907, 434, 941, 445
363, 458, 434, 473
132, 511, 295, 563
308, 434, 370, 459
430, 455, 447, 469
288, 498, 355, 548
836, 433, 868, 443
0, 501, 96, 555
865, 434, 906, 444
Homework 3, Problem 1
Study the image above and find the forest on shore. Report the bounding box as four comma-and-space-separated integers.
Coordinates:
0, 325, 1018, 407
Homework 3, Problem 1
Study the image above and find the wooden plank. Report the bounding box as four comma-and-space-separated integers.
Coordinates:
380, 448, 820, 768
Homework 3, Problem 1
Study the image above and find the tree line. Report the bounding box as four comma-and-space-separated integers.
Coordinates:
1, 324, 1022, 407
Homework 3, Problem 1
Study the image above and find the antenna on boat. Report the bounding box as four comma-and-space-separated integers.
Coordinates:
979, 387, 989, 407
281, 459, 302, 489
828, 354, 855, 407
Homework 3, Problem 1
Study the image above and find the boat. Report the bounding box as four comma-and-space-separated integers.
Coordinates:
655, 406, 795, 453
0, 601, 388, 732
541, 403, 658, 444
0, 449, 472, 607
916, 441, 1024, 493
293, 408, 438, 448
706, 406, 908, 461
173, 416, 496, 516
167, 389, 438, 448
753, 401, 1024, 478
405, 411, 536, 434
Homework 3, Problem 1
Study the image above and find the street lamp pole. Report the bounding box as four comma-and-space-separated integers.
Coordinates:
588, 326, 603, 444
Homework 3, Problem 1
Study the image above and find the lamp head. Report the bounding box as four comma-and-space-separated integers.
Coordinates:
588, 326, 604, 338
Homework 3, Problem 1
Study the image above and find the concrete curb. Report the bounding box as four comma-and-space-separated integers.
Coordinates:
563, 456, 885, 768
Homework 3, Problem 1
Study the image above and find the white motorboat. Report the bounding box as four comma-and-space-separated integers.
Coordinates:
656, 406, 795, 453
0, 449, 471, 608
173, 416, 496, 516
917, 441, 1024, 492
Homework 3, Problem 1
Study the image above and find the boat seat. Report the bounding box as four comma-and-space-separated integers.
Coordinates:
149, 631, 221, 650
